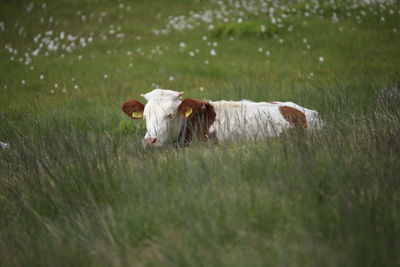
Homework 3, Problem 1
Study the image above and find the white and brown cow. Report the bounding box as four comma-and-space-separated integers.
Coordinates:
121, 89, 323, 147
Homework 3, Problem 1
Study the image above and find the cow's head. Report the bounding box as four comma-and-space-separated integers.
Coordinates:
122, 89, 216, 147
121, 89, 185, 147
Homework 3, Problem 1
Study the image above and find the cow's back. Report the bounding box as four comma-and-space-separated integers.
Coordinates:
208, 100, 323, 141
209, 100, 287, 140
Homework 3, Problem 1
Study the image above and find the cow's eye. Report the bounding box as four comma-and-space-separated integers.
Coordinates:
165, 113, 174, 119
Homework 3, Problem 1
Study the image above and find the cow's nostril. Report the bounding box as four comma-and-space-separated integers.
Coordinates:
142, 137, 157, 147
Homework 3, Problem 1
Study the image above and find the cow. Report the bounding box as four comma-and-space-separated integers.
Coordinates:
121, 89, 323, 147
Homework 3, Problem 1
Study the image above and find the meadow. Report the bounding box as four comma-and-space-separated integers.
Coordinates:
1, 0, 400, 266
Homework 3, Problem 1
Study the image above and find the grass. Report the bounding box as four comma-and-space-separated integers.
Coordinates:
1, 0, 400, 266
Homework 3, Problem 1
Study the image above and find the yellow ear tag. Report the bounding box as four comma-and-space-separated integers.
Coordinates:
132, 112, 143, 119
185, 108, 193, 118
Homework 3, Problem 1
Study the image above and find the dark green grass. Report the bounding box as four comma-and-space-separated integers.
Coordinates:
1, 0, 400, 266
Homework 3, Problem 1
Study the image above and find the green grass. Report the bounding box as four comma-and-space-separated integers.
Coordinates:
1, 0, 400, 266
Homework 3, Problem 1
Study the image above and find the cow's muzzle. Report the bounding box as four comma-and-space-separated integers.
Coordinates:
142, 137, 157, 147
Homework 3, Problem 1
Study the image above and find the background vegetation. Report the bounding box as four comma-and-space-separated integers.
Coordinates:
1, 0, 400, 266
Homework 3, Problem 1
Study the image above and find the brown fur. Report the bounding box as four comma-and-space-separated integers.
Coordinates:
279, 106, 308, 128
121, 100, 145, 119
177, 98, 216, 142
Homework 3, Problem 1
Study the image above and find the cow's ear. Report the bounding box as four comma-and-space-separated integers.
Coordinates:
121, 100, 145, 120
178, 98, 199, 118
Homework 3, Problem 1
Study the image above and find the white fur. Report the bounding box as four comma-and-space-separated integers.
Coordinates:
209, 100, 323, 140
142, 89, 184, 146
209, 100, 287, 140
142, 89, 182, 102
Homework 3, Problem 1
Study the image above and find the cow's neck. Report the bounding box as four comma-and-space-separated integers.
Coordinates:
178, 101, 216, 145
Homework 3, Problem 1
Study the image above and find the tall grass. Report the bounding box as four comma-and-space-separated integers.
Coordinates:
1, 80, 399, 266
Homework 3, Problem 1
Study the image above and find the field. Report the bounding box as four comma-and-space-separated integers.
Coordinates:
1, 0, 400, 266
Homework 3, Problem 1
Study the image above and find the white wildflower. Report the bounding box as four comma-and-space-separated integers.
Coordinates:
332, 13, 339, 24
210, 49, 216, 56
26, 2, 34, 13
179, 42, 186, 49
32, 48, 40, 57
0, 141, 10, 149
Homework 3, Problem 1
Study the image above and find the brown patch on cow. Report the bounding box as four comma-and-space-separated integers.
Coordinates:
279, 106, 308, 128
121, 100, 145, 119
268, 101, 278, 104
178, 98, 216, 143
